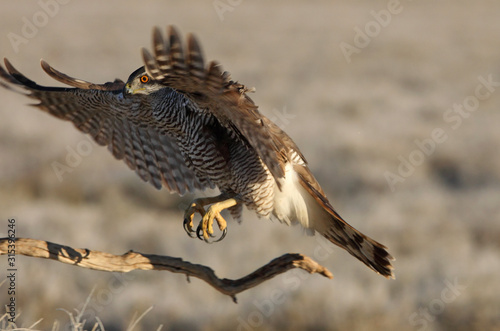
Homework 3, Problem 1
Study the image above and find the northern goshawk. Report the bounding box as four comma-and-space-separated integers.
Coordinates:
0, 26, 394, 278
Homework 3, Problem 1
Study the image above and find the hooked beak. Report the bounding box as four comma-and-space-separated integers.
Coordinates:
123, 83, 146, 96
123, 83, 132, 96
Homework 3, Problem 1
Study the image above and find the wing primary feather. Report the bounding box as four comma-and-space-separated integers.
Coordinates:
186, 34, 206, 83
167, 26, 187, 76
153, 27, 171, 73
1, 59, 26, 86
142, 48, 162, 78
205, 61, 224, 91
4, 58, 43, 89
40, 59, 94, 89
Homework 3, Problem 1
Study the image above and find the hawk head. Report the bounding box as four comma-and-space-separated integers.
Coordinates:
124, 66, 163, 96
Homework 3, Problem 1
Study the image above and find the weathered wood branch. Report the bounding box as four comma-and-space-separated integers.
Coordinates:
0, 237, 333, 302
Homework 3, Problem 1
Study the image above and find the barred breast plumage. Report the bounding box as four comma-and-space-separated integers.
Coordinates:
150, 87, 276, 220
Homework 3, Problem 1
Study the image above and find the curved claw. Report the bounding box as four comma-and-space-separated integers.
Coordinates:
183, 218, 196, 238
196, 224, 227, 244
196, 224, 205, 241
214, 227, 227, 242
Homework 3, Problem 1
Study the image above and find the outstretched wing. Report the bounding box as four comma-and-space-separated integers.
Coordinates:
0, 58, 213, 194
141, 26, 288, 184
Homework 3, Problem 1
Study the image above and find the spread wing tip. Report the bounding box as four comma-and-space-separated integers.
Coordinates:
1, 58, 40, 89
0, 58, 21, 86
39, 59, 97, 89
142, 47, 163, 79
167, 25, 181, 42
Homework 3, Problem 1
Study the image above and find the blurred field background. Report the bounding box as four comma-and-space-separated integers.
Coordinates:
1, 1, 500, 330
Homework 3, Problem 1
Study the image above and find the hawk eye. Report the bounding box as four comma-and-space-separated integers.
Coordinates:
140, 75, 149, 83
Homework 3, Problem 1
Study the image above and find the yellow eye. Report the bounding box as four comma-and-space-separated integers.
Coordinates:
140, 75, 149, 83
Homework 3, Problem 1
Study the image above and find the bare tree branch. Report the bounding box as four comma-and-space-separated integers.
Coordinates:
0, 237, 333, 302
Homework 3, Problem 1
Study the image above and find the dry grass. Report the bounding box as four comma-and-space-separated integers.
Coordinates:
0, 283, 160, 331
1, 1, 500, 330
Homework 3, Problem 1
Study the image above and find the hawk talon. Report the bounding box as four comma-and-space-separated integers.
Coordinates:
183, 218, 197, 238
196, 224, 205, 241
183, 195, 238, 243
216, 228, 227, 242
196, 223, 227, 243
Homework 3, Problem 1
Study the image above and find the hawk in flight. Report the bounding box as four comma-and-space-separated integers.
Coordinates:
0, 26, 394, 278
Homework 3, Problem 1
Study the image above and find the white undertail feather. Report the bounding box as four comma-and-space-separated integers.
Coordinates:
272, 162, 395, 278
273, 163, 314, 234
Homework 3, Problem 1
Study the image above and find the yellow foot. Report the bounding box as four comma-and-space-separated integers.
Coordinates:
183, 198, 208, 238
182, 194, 239, 243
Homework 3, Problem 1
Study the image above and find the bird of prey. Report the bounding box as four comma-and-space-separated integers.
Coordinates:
0, 26, 394, 278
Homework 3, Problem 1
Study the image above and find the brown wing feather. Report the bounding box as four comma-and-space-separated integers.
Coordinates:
141, 26, 286, 183
260, 115, 307, 167
40, 60, 126, 91
0, 59, 213, 194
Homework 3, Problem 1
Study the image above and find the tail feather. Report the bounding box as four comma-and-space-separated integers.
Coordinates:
293, 164, 395, 279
